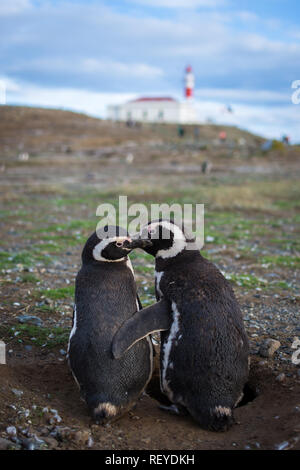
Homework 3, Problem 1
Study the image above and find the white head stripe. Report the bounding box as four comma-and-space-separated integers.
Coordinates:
93, 236, 130, 262
147, 221, 187, 259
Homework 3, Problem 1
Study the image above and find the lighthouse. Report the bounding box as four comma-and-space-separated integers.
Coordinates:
184, 65, 195, 100
107, 65, 197, 124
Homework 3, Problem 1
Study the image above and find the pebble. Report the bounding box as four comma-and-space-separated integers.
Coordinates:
11, 388, 24, 397
18, 315, 43, 327
0, 437, 12, 450
259, 339, 281, 358
73, 430, 90, 445
276, 373, 285, 382
275, 441, 289, 450
22, 435, 45, 450
6, 426, 17, 436
43, 436, 59, 448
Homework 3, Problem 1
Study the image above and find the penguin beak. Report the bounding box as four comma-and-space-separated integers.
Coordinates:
128, 238, 152, 249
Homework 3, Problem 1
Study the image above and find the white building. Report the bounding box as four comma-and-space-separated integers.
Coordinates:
107, 66, 198, 124
107, 97, 197, 124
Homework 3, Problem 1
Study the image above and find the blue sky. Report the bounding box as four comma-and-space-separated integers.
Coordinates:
0, 0, 300, 141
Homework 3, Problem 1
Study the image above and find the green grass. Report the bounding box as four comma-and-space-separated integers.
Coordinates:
225, 272, 293, 291
39, 286, 75, 300
260, 255, 300, 269
0, 250, 50, 270
8, 324, 69, 348
20, 273, 40, 283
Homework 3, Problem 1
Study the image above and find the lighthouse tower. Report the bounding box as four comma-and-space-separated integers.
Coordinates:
184, 65, 195, 100
107, 65, 198, 124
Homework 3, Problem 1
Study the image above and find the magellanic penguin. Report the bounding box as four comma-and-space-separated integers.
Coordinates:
68, 226, 155, 424
112, 220, 250, 431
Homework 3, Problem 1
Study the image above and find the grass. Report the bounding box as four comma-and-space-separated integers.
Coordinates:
260, 255, 300, 269
0, 250, 50, 270
20, 273, 40, 283
8, 324, 69, 348
39, 286, 75, 300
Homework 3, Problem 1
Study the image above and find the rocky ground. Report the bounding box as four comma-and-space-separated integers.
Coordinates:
0, 106, 299, 450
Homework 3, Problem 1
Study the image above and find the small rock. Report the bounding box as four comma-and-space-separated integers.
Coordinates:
18, 315, 43, 327
276, 373, 285, 382
6, 426, 17, 436
275, 441, 289, 450
87, 436, 94, 448
141, 437, 151, 444
43, 436, 59, 449
0, 437, 12, 450
22, 438, 36, 450
72, 430, 90, 445
12, 388, 24, 398
259, 339, 281, 358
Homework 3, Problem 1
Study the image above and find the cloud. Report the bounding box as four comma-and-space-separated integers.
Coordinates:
0, 0, 31, 16
195, 88, 290, 104
127, 0, 227, 8
82, 59, 164, 79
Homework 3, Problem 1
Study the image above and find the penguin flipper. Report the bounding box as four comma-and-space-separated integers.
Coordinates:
136, 294, 143, 311
112, 298, 171, 359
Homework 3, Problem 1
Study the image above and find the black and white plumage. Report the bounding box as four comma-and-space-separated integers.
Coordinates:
112, 220, 249, 431
68, 226, 153, 424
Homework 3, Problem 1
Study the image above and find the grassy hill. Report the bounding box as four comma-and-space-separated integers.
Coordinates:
0, 105, 264, 158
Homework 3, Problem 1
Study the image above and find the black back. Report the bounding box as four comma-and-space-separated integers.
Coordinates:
68, 232, 152, 414
156, 249, 249, 415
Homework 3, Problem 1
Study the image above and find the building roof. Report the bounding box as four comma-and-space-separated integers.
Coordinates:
130, 97, 177, 103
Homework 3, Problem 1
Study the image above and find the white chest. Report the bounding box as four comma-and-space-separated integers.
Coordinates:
155, 271, 164, 299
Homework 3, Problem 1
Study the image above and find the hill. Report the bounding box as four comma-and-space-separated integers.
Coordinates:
0, 105, 263, 158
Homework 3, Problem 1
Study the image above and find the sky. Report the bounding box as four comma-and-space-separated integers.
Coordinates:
0, 0, 300, 141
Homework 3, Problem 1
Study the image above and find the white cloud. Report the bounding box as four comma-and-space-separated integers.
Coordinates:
3, 77, 136, 117
82, 59, 164, 79
0, 0, 31, 16
7, 57, 164, 81
128, 0, 227, 8
195, 88, 290, 103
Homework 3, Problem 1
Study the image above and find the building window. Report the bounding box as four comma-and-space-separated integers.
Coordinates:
142, 110, 148, 121
158, 110, 164, 120
127, 111, 132, 120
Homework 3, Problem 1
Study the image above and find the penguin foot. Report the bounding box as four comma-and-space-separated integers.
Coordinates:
159, 403, 188, 416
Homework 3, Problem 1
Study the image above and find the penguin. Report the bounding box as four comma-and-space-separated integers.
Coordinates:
68, 225, 155, 424
112, 220, 249, 431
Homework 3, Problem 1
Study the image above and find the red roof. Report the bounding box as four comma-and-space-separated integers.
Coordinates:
130, 97, 177, 103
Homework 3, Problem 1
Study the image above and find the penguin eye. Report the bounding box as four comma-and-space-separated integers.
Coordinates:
116, 241, 123, 248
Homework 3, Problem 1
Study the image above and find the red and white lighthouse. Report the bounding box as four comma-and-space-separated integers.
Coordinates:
184, 65, 195, 100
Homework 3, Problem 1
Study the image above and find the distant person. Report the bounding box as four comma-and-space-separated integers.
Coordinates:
219, 130, 227, 143
177, 125, 185, 138
282, 135, 290, 145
